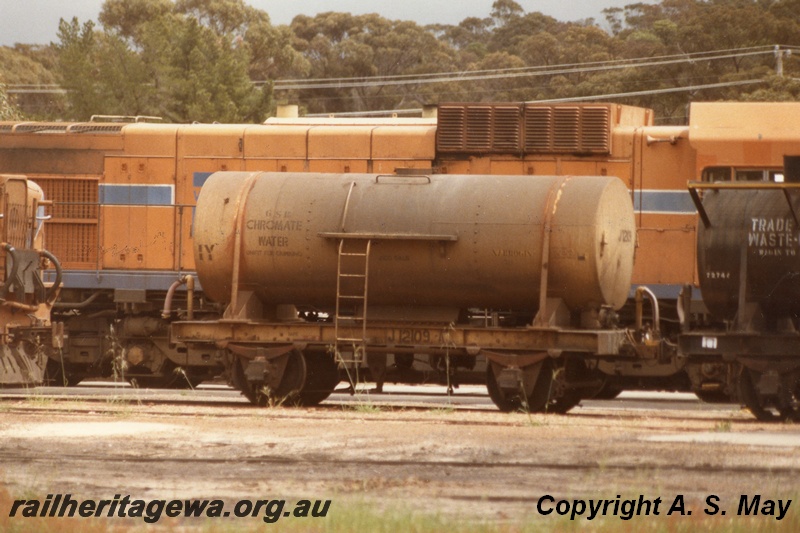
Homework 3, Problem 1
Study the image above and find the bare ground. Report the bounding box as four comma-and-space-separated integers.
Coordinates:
1, 390, 800, 530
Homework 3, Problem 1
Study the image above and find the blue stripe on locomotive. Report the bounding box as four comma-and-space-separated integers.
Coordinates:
99, 184, 175, 205
634, 190, 696, 214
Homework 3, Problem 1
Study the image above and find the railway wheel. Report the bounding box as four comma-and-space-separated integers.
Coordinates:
694, 389, 732, 404
528, 358, 582, 414
294, 351, 340, 406
487, 358, 582, 414
738, 368, 800, 422
233, 350, 307, 407
44, 359, 83, 387
591, 380, 623, 400
486, 364, 523, 412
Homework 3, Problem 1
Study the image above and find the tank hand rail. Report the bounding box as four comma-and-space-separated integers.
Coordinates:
688, 181, 800, 229
318, 231, 458, 242
339, 181, 357, 232
634, 286, 660, 336
374, 174, 431, 184
162, 275, 195, 320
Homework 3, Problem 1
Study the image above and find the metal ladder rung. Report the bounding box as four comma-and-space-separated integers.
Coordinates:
335, 237, 371, 365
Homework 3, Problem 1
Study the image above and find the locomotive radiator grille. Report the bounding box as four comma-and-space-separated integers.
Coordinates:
33, 174, 99, 268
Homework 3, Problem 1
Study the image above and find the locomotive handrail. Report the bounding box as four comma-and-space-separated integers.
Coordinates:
0, 244, 20, 299
687, 181, 800, 190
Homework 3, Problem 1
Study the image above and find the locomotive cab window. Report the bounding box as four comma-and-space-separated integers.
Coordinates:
701, 167, 731, 182
701, 166, 783, 182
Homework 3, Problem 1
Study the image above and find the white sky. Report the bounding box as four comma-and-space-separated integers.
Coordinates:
0, 0, 655, 47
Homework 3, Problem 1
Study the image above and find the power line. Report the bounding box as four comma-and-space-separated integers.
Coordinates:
271, 45, 787, 91
531, 79, 767, 103
271, 45, 787, 86
304, 78, 770, 117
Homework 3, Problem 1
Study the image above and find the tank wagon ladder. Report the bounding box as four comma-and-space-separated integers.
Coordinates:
333, 238, 372, 370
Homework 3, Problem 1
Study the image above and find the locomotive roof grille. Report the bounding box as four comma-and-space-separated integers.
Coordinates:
437, 103, 612, 155
13, 123, 70, 134
2, 122, 126, 134
68, 124, 126, 134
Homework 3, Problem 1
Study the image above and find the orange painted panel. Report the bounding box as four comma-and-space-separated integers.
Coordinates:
371, 126, 436, 160
122, 124, 178, 156
308, 127, 371, 159
178, 124, 247, 158
308, 160, 369, 173
633, 225, 697, 286
245, 126, 309, 158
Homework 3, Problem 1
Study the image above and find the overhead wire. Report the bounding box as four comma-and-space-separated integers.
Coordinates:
270, 45, 791, 91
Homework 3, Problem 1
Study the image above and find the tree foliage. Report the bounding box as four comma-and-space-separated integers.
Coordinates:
0, 83, 23, 121
2, 0, 794, 122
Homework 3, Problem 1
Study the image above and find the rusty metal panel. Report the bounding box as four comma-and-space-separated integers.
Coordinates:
436, 105, 467, 152
580, 106, 611, 152
525, 105, 611, 155
523, 107, 553, 152
437, 104, 522, 154
438, 103, 612, 155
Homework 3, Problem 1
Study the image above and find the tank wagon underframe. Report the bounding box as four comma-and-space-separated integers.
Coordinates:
169, 318, 658, 411
170, 321, 627, 358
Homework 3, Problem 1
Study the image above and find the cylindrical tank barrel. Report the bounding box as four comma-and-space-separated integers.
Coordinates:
193, 172, 636, 313
698, 188, 800, 320
697, 189, 800, 320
